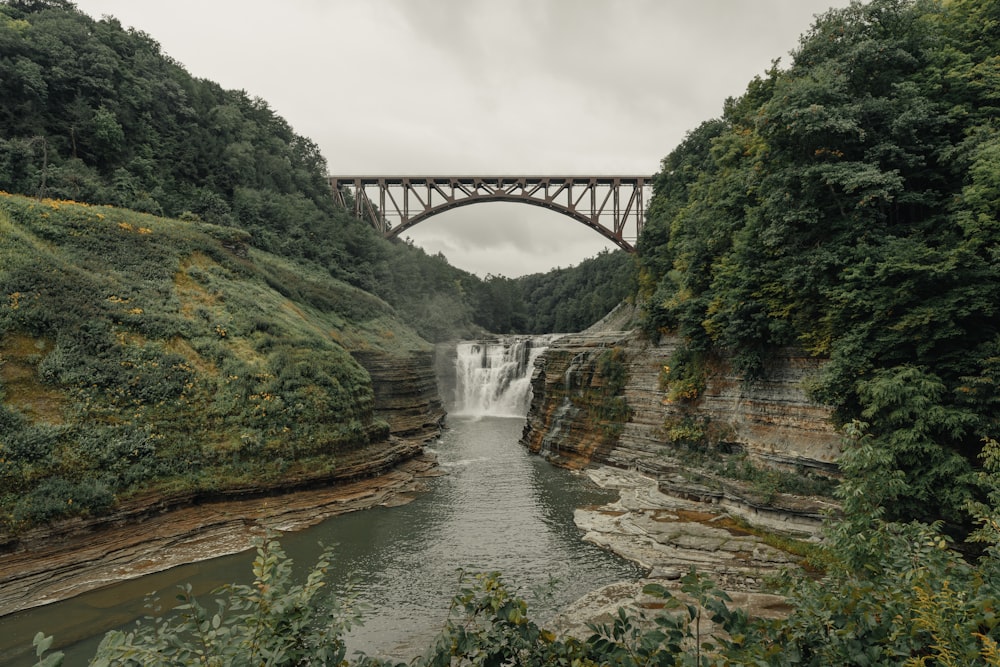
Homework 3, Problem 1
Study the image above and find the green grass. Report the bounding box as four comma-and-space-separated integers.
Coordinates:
0, 194, 426, 532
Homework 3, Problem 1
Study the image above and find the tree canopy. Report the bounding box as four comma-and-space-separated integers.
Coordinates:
473, 249, 636, 334
0, 1, 622, 342
637, 0, 1000, 525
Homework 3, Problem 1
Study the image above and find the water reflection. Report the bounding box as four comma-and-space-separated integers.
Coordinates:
0, 416, 640, 665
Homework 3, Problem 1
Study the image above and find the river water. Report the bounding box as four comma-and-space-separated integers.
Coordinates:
0, 339, 642, 665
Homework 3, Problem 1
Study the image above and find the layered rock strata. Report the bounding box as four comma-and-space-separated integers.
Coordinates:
552, 466, 829, 639
0, 348, 446, 617
524, 320, 841, 631
522, 329, 841, 478
353, 349, 446, 439
577, 467, 819, 588
553, 466, 801, 639
0, 445, 439, 618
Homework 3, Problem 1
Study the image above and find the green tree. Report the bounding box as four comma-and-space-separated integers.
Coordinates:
636, 0, 1000, 524
87, 537, 358, 667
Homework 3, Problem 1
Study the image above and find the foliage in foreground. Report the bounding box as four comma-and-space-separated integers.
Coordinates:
28, 433, 1000, 667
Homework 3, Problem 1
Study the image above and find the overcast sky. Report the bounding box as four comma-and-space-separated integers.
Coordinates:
73, 0, 851, 278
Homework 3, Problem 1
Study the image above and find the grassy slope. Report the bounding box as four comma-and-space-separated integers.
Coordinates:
0, 193, 429, 532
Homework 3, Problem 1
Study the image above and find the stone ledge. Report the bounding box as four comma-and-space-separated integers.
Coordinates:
0, 444, 437, 618
551, 465, 817, 642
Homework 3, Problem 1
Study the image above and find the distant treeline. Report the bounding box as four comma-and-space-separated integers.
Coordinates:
474, 249, 636, 334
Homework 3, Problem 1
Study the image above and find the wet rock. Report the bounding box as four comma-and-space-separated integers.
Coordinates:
552, 466, 811, 641
522, 308, 840, 634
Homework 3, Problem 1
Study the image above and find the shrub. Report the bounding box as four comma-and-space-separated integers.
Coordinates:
12, 476, 114, 525
81, 537, 358, 667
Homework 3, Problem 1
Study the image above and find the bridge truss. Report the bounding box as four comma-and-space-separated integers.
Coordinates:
329, 175, 652, 252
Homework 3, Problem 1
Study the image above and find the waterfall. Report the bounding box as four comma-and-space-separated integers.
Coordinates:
452, 335, 557, 417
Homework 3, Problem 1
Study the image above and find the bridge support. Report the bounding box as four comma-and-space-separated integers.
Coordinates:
330, 175, 651, 252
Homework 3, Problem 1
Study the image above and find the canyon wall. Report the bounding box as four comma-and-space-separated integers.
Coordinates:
522, 327, 841, 501
353, 349, 446, 440
0, 348, 445, 617
520, 321, 845, 608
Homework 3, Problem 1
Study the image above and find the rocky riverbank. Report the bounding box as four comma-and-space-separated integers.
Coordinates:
552, 465, 830, 639
0, 342, 447, 619
0, 445, 440, 618
521, 308, 842, 637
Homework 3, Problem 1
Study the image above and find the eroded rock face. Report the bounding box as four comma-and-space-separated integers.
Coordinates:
521, 330, 841, 475
353, 349, 446, 439
523, 318, 842, 632
576, 467, 821, 583
521, 331, 628, 468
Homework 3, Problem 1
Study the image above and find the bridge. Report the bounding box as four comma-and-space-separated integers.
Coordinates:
329, 175, 652, 252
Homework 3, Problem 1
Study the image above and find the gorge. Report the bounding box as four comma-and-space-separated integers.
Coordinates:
3, 0, 999, 660
0, 327, 842, 665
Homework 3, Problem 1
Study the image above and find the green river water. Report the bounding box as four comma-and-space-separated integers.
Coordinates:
1, 415, 642, 665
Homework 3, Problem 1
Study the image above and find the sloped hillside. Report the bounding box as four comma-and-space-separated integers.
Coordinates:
0, 193, 437, 534
0, 1, 492, 342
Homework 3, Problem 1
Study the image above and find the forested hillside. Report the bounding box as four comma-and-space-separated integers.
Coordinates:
0, 0, 629, 531
638, 0, 1000, 526
0, 0, 468, 531
0, 192, 432, 531
474, 249, 636, 334
0, 0, 626, 344
0, 0, 493, 342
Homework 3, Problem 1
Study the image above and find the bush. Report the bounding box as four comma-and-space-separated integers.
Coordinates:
80, 537, 358, 667
12, 476, 114, 525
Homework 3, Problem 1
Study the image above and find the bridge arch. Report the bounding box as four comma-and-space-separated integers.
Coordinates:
329, 176, 651, 253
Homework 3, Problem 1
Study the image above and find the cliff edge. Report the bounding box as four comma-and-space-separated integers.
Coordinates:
521, 304, 840, 537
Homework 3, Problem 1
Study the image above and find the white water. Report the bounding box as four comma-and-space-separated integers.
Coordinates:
451, 335, 560, 417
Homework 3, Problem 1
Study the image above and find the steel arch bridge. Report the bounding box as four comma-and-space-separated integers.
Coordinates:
329, 175, 652, 252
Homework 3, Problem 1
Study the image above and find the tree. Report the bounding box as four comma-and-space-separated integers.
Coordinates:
636, 0, 1000, 524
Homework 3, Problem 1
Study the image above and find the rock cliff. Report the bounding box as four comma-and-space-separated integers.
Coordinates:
522, 318, 842, 626
523, 328, 840, 476
353, 349, 446, 439
521, 320, 841, 541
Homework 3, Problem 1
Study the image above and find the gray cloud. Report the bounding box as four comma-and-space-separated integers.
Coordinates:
74, 0, 848, 277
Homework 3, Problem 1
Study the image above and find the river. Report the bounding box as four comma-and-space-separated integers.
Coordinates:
0, 338, 642, 665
